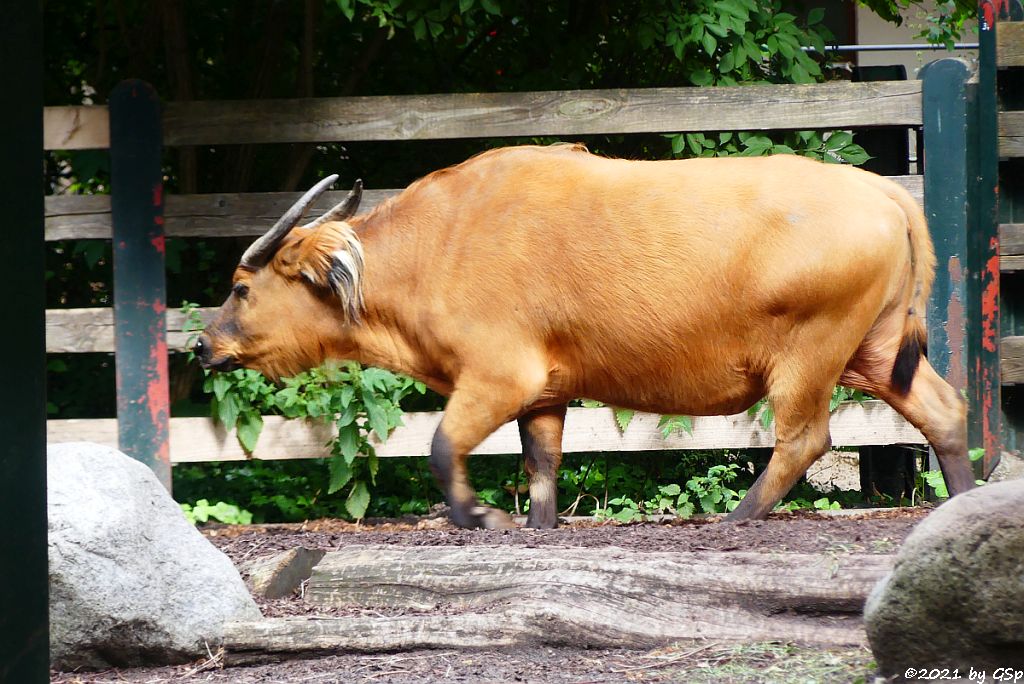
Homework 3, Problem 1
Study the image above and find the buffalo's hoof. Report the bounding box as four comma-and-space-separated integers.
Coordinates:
450, 505, 516, 530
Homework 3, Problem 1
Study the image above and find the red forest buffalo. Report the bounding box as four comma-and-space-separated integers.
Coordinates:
195, 144, 975, 529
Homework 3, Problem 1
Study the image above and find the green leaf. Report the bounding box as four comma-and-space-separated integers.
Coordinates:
336, 0, 355, 21
701, 31, 718, 56
216, 393, 240, 429
346, 481, 371, 520
807, 7, 825, 24
363, 390, 390, 440
614, 408, 635, 433
689, 69, 714, 87
459, 0, 475, 12
968, 447, 985, 462
836, 144, 872, 166
212, 373, 231, 402
328, 458, 353, 494
336, 422, 361, 464
479, 0, 500, 15
824, 131, 854, 150
236, 411, 263, 453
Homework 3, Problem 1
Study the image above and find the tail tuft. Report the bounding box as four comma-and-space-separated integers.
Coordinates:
891, 327, 926, 395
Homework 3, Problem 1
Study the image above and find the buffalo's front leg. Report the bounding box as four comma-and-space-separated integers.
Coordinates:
430, 380, 545, 530
517, 405, 567, 529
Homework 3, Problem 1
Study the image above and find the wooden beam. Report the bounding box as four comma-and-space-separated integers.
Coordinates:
45, 307, 214, 353
996, 21, 1024, 68
1001, 336, 1024, 385
162, 82, 923, 146
999, 224, 1024, 271
46, 400, 926, 464
43, 106, 109, 150
44, 176, 925, 242
276, 547, 893, 649
1000, 110, 1024, 158
45, 189, 397, 241
999, 223, 1024, 255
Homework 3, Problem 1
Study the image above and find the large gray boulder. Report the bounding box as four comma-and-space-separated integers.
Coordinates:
48, 442, 261, 669
865, 480, 1024, 678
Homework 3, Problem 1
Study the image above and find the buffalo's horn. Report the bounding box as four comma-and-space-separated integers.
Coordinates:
304, 179, 363, 230
240, 173, 340, 269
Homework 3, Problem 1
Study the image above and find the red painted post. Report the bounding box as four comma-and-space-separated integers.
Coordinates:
109, 80, 171, 489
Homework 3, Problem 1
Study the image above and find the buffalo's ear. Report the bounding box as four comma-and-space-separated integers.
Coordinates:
284, 224, 365, 323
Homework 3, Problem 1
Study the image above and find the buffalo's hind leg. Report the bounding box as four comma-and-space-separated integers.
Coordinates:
845, 354, 974, 497
518, 405, 567, 529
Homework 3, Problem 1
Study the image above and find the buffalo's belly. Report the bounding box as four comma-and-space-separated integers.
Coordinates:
562, 355, 765, 417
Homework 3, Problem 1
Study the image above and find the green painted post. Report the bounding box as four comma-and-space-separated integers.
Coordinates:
922, 59, 972, 398
0, 1, 50, 681
921, 58, 1001, 479
110, 80, 171, 489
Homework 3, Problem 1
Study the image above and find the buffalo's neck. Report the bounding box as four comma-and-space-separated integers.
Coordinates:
342, 212, 454, 396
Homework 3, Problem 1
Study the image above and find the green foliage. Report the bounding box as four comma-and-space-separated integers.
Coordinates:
748, 385, 871, 429
182, 303, 425, 521
598, 462, 748, 522
915, 446, 987, 501
180, 499, 253, 525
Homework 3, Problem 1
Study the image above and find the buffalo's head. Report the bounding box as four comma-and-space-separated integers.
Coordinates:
194, 176, 365, 380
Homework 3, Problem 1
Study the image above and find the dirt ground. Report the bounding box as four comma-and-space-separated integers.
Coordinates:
51, 507, 928, 684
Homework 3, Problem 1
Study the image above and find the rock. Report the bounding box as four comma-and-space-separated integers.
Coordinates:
241, 548, 325, 599
989, 451, 1024, 483
48, 443, 261, 670
865, 480, 1024, 678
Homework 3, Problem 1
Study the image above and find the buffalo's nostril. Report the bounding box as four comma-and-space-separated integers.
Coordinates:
194, 335, 212, 365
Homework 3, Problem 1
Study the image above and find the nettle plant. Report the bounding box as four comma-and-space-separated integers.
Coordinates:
183, 302, 426, 519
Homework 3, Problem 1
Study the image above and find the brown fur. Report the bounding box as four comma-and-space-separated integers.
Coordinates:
201, 145, 974, 527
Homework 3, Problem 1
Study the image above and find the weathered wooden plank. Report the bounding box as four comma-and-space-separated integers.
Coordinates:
999, 223, 1024, 255
46, 401, 926, 464
44, 175, 925, 241
43, 106, 109, 150
997, 22, 1024, 68
1000, 255, 1024, 272
1001, 336, 1024, 385
46, 307, 213, 353
163, 82, 923, 146
44, 189, 395, 241
1001, 110, 1024, 158
220, 546, 893, 657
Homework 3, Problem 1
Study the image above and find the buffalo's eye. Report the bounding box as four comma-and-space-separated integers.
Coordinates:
233, 282, 250, 299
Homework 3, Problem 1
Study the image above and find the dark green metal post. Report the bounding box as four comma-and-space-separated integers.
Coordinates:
0, 1, 50, 681
922, 58, 1002, 479
110, 80, 171, 489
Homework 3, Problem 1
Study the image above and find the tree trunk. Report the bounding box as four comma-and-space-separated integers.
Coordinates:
221, 546, 893, 661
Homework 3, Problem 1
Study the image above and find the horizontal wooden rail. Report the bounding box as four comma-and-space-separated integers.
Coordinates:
44, 176, 925, 242
999, 223, 1024, 271
45, 189, 397, 241
42, 81, 924, 151
997, 21, 1024, 68
46, 401, 925, 463
1001, 337, 1024, 384
1001, 110, 1024, 157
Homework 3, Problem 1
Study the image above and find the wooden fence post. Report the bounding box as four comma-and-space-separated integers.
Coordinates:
109, 80, 171, 490
921, 58, 1002, 479
0, 0, 49, 680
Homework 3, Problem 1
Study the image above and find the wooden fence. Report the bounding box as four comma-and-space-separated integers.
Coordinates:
43, 41, 1022, 474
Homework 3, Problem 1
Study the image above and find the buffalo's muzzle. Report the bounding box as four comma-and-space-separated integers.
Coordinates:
193, 334, 240, 372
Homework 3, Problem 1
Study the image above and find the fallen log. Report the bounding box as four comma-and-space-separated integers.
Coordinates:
221, 546, 893, 660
